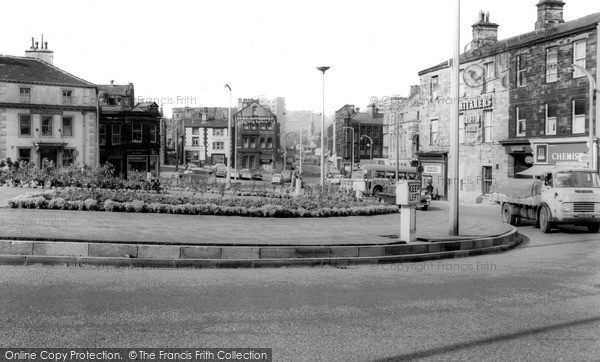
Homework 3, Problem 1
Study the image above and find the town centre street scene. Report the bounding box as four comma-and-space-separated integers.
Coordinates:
1, 0, 600, 361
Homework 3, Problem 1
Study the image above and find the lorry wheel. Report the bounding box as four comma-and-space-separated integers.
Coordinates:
587, 224, 600, 233
539, 206, 553, 233
421, 205, 428, 211
501, 203, 519, 226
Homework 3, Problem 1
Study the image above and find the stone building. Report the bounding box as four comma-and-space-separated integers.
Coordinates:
0, 39, 99, 168
416, 1, 599, 202
98, 82, 161, 178
233, 99, 279, 171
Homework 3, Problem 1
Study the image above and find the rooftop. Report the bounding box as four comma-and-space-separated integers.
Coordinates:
0, 55, 95, 88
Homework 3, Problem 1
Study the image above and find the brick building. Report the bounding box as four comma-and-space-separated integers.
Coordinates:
98, 82, 161, 179
416, 1, 599, 202
180, 107, 234, 166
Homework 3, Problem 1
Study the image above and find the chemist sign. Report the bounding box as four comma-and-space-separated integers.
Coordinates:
535, 143, 588, 165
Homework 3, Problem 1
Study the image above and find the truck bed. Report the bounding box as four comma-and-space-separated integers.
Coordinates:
491, 179, 543, 206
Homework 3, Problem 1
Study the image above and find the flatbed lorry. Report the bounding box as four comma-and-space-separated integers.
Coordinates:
491, 168, 600, 233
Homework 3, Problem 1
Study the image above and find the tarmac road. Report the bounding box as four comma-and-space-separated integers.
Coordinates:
1, 223, 599, 361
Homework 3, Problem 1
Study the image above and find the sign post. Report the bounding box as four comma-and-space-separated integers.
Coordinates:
396, 180, 420, 242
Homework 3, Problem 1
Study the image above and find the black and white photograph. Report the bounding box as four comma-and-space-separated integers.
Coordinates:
1, 0, 599, 361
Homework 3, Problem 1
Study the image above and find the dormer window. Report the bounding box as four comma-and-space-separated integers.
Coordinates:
107, 96, 121, 106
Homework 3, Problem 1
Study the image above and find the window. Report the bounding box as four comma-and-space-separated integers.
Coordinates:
430, 119, 439, 145
62, 90, 73, 105
17, 148, 31, 163
260, 123, 266, 130
535, 144, 548, 163
62, 116, 73, 137
516, 107, 526, 137
250, 137, 256, 148
150, 124, 157, 143
573, 40, 586, 78
267, 137, 273, 149
19, 115, 31, 136
260, 137, 266, 149
430, 76, 439, 98
267, 123, 274, 130
99, 124, 106, 145
545, 103, 557, 136
573, 99, 586, 134
243, 137, 249, 148
516, 54, 526, 87
112, 124, 121, 145
483, 62, 494, 93
213, 142, 224, 150
213, 128, 224, 137
546, 47, 558, 82
132, 123, 142, 142
192, 128, 200, 135
20, 87, 31, 103
41, 116, 53, 136
192, 137, 200, 146
192, 151, 200, 162
483, 110, 493, 143
458, 113, 465, 144
251, 105, 258, 116
62, 149, 75, 166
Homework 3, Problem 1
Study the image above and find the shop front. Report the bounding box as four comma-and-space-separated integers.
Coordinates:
519, 138, 592, 176
417, 152, 447, 200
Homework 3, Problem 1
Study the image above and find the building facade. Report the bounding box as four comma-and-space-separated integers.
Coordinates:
98, 82, 161, 179
0, 40, 99, 168
416, 1, 599, 202
180, 107, 232, 166
233, 100, 279, 171
331, 104, 384, 169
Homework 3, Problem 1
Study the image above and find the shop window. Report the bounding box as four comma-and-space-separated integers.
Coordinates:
18, 148, 31, 163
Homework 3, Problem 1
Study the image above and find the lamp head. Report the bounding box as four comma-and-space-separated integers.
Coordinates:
316, 66, 330, 74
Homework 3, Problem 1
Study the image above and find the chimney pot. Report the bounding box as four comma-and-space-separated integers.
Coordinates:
535, 0, 565, 30
35, 41, 39, 49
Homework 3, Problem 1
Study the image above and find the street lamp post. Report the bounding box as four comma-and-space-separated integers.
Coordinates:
225, 84, 232, 187
361, 135, 373, 161
340, 125, 354, 178
317, 66, 330, 187
570, 64, 597, 171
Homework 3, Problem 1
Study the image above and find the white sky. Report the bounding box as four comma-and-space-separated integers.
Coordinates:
1, 0, 598, 117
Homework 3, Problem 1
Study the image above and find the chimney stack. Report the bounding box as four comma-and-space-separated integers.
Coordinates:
471, 11, 499, 50
25, 36, 54, 65
535, 0, 565, 30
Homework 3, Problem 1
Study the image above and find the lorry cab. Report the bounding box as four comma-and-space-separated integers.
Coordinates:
538, 169, 600, 232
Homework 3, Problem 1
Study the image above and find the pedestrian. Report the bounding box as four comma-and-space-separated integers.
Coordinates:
425, 179, 434, 198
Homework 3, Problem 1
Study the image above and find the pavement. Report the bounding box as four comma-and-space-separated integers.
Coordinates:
0, 186, 521, 267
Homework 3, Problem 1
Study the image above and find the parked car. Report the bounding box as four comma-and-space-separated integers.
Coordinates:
183, 164, 211, 175
376, 184, 431, 210
252, 170, 263, 180
240, 169, 252, 180
330, 175, 345, 185
215, 167, 227, 178
271, 174, 283, 185
230, 170, 240, 179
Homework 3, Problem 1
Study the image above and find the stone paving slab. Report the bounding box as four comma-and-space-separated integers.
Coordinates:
0, 186, 510, 246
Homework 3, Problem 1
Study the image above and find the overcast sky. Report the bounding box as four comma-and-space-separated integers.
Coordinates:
1, 0, 598, 117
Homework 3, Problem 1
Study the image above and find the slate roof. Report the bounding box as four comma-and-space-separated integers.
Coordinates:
0, 55, 96, 88
97, 83, 132, 96
183, 119, 229, 128
419, 11, 600, 75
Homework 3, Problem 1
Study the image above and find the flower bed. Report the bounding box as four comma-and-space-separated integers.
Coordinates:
7, 189, 399, 217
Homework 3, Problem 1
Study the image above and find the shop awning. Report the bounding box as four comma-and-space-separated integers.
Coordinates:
516, 165, 555, 176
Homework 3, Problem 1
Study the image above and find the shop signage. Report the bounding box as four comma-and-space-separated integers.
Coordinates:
423, 165, 442, 174
459, 95, 493, 111
464, 114, 481, 144
30, 109, 64, 115
535, 143, 588, 165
